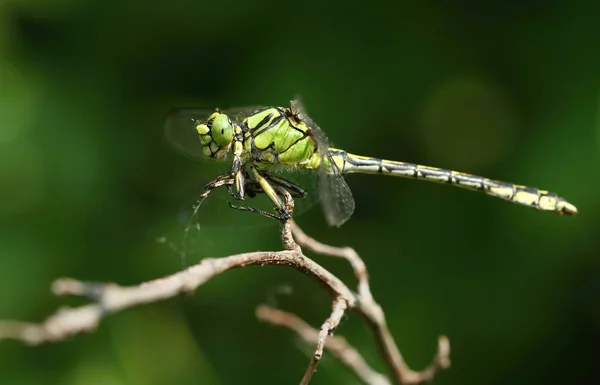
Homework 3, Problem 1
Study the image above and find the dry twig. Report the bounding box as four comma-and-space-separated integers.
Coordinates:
0, 191, 450, 384
290, 223, 451, 384
257, 305, 391, 385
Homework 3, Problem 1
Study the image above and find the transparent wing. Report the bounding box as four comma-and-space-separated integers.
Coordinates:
318, 152, 355, 227
291, 99, 355, 227
163, 105, 263, 161
164, 107, 213, 160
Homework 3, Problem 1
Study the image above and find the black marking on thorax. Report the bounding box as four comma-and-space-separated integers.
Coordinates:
242, 130, 280, 165
250, 107, 286, 137
246, 106, 313, 159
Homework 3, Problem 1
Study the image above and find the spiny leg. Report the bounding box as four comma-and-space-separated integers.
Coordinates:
195, 173, 243, 220
228, 179, 297, 220
180, 174, 237, 265
199, 171, 286, 221
251, 165, 290, 219
227, 200, 284, 221
200, 173, 236, 200
228, 182, 295, 221
188, 174, 236, 229
261, 171, 308, 199
187, 171, 286, 230
227, 166, 295, 221
225, 169, 250, 200
230, 157, 246, 200
241, 171, 307, 199
206, 161, 249, 202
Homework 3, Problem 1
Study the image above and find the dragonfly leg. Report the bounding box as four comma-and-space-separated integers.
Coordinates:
261, 171, 308, 199
203, 167, 296, 222
250, 166, 291, 218
242, 178, 263, 198
228, 182, 293, 221
198, 173, 278, 218
205, 168, 250, 202
228, 153, 246, 201
203, 157, 246, 202
227, 201, 285, 221
200, 174, 235, 200
225, 169, 251, 200
241, 172, 307, 199
226, 167, 294, 221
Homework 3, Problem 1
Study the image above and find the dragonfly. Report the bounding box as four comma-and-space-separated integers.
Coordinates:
164, 99, 578, 228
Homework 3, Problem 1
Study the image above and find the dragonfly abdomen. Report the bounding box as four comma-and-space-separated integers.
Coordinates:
328, 149, 578, 215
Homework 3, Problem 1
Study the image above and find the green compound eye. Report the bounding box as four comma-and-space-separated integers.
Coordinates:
211, 114, 233, 147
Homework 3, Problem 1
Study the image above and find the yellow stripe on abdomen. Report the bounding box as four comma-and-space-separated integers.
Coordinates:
327, 149, 577, 215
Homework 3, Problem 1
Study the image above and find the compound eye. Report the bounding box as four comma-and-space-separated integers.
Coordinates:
211, 114, 233, 146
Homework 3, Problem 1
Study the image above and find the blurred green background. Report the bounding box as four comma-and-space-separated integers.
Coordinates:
1, 0, 599, 384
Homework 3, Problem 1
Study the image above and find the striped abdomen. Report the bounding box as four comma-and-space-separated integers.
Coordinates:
327, 149, 578, 215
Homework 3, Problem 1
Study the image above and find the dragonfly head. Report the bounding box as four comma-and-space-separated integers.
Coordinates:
195, 111, 234, 160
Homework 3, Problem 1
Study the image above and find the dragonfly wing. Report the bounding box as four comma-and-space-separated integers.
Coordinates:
226, 105, 264, 122
290, 99, 355, 226
164, 107, 214, 160
318, 152, 355, 227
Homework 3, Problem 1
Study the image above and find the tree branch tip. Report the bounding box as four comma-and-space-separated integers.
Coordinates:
52, 278, 84, 296
255, 304, 293, 327
437, 335, 451, 368
255, 304, 270, 318
0, 321, 46, 346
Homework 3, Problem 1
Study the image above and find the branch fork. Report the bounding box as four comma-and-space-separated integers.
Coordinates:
0, 214, 449, 384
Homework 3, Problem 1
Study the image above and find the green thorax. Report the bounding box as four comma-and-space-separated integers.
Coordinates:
241, 106, 321, 168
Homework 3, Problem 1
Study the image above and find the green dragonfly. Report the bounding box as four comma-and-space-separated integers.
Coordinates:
165, 99, 578, 228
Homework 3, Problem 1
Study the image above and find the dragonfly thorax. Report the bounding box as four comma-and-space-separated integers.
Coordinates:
240, 106, 318, 168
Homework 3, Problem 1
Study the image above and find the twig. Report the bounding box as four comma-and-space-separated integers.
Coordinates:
290, 222, 451, 384
0, 195, 450, 384
257, 305, 391, 385
300, 297, 348, 384
0, 247, 354, 346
